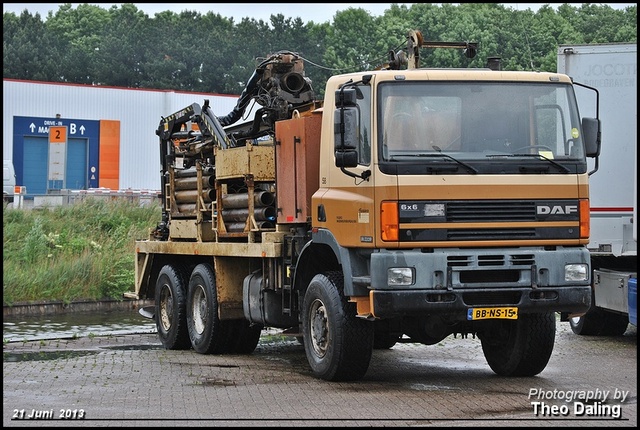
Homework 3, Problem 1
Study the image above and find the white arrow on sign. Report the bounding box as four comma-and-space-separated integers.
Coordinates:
29, 123, 36, 132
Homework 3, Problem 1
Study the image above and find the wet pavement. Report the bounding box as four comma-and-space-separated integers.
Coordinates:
3, 319, 636, 427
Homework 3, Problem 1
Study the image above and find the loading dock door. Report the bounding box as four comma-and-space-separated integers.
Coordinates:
23, 136, 48, 196
67, 138, 88, 189
21, 136, 88, 195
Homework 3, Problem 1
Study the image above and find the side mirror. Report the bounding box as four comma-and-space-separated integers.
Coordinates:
334, 88, 359, 168
334, 107, 359, 151
582, 117, 601, 158
335, 151, 358, 168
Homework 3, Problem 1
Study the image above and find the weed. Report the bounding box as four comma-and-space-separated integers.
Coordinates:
3, 198, 160, 303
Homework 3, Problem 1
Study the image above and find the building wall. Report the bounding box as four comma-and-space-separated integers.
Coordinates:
3, 79, 244, 191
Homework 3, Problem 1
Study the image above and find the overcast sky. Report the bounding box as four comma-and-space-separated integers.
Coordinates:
3, 3, 635, 24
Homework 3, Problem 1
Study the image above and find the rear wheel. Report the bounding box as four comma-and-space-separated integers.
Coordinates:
186, 263, 234, 354
155, 265, 191, 350
480, 312, 556, 377
301, 271, 374, 381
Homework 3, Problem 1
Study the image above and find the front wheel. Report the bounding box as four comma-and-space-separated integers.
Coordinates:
480, 312, 556, 377
301, 271, 374, 381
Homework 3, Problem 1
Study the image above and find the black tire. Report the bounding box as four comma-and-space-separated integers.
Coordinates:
601, 311, 630, 336
373, 319, 402, 349
570, 307, 628, 336
155, 265, 191, 350
186, 263, 234, 354
480, 312, 556, 377
569, 307, 605, 335
301, 271, 374, 381
373, 334, 398, 350
228, 320, 263, 354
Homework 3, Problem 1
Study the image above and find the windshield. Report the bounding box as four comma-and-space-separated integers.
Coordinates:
378, 81, 586, 170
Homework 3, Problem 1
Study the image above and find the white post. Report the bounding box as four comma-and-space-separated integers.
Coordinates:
12, 186, 25, 209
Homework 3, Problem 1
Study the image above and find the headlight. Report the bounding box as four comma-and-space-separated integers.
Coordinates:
565, 264, 588, 282
388, 267, 414, 286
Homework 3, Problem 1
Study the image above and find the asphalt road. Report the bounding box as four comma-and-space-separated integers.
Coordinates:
3, 321, 636, 427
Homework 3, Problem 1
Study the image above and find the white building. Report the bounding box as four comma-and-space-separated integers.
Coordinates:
3, 79, 246, 195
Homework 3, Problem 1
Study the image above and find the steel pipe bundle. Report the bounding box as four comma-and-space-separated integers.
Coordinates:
221, 206, 276, 222
174, 166, 215, 178
221, 191, 275, 209
174, 175, 215, 191
174, 189, 216, 203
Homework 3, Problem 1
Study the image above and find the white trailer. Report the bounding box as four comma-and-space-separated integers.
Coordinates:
557, 43, 637, 335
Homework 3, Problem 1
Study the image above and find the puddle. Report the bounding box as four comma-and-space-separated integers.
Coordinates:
3, 350, 100, 362
199, 378, 242, 387
3, 309, 157, 343
103, 344, 163, 351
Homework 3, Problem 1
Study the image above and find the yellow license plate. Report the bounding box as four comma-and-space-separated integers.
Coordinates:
467, 307, 518, 320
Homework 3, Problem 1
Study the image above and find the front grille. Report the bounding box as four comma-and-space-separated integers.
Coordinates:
397, 199, 580, 242
447, 254, 535, 268
447, 228, 536, 240
447, 201, 536, 222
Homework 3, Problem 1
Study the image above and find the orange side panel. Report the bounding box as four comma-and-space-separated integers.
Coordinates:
99, 120, 120, 190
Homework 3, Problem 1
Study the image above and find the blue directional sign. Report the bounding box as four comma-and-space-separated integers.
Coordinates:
12, 116, 101, 195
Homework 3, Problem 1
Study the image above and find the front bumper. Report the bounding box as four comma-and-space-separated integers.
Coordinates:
365, 246, 592, 319
370, 285, 592, 319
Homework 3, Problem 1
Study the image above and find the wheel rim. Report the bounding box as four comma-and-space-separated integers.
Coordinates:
569, 316, 581, 326
309, 298, 329, 357
159, 284, 173, 332
191, 284, 208, 335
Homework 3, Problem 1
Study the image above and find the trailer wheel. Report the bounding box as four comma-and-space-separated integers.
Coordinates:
155, 265, 191, 350
301, 271, 374, 381
186, 263, 233, 354
480, 312, 556, 377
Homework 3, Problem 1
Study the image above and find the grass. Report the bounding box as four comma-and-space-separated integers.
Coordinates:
3, 198, 160, 306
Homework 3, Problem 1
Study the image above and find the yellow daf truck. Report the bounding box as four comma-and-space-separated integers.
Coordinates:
130, 31, 599, 381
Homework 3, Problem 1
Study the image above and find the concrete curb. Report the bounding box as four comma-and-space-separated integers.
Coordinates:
3, 299, 154, 318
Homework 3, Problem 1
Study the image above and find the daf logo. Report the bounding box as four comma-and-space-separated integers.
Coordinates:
537, 205, 578, 215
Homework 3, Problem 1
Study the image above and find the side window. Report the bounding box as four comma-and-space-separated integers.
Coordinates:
356, 86, 371, 165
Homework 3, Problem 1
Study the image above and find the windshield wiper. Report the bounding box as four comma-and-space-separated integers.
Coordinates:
486, 153, 570, 173
423, 146, 478, 174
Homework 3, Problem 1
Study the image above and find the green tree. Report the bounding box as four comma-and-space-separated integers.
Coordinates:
46, 3, 111, 84
2, 3, 637, 90
3, 10, 62, 81
324, 7, 384, 74
92, 4, 153, 87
